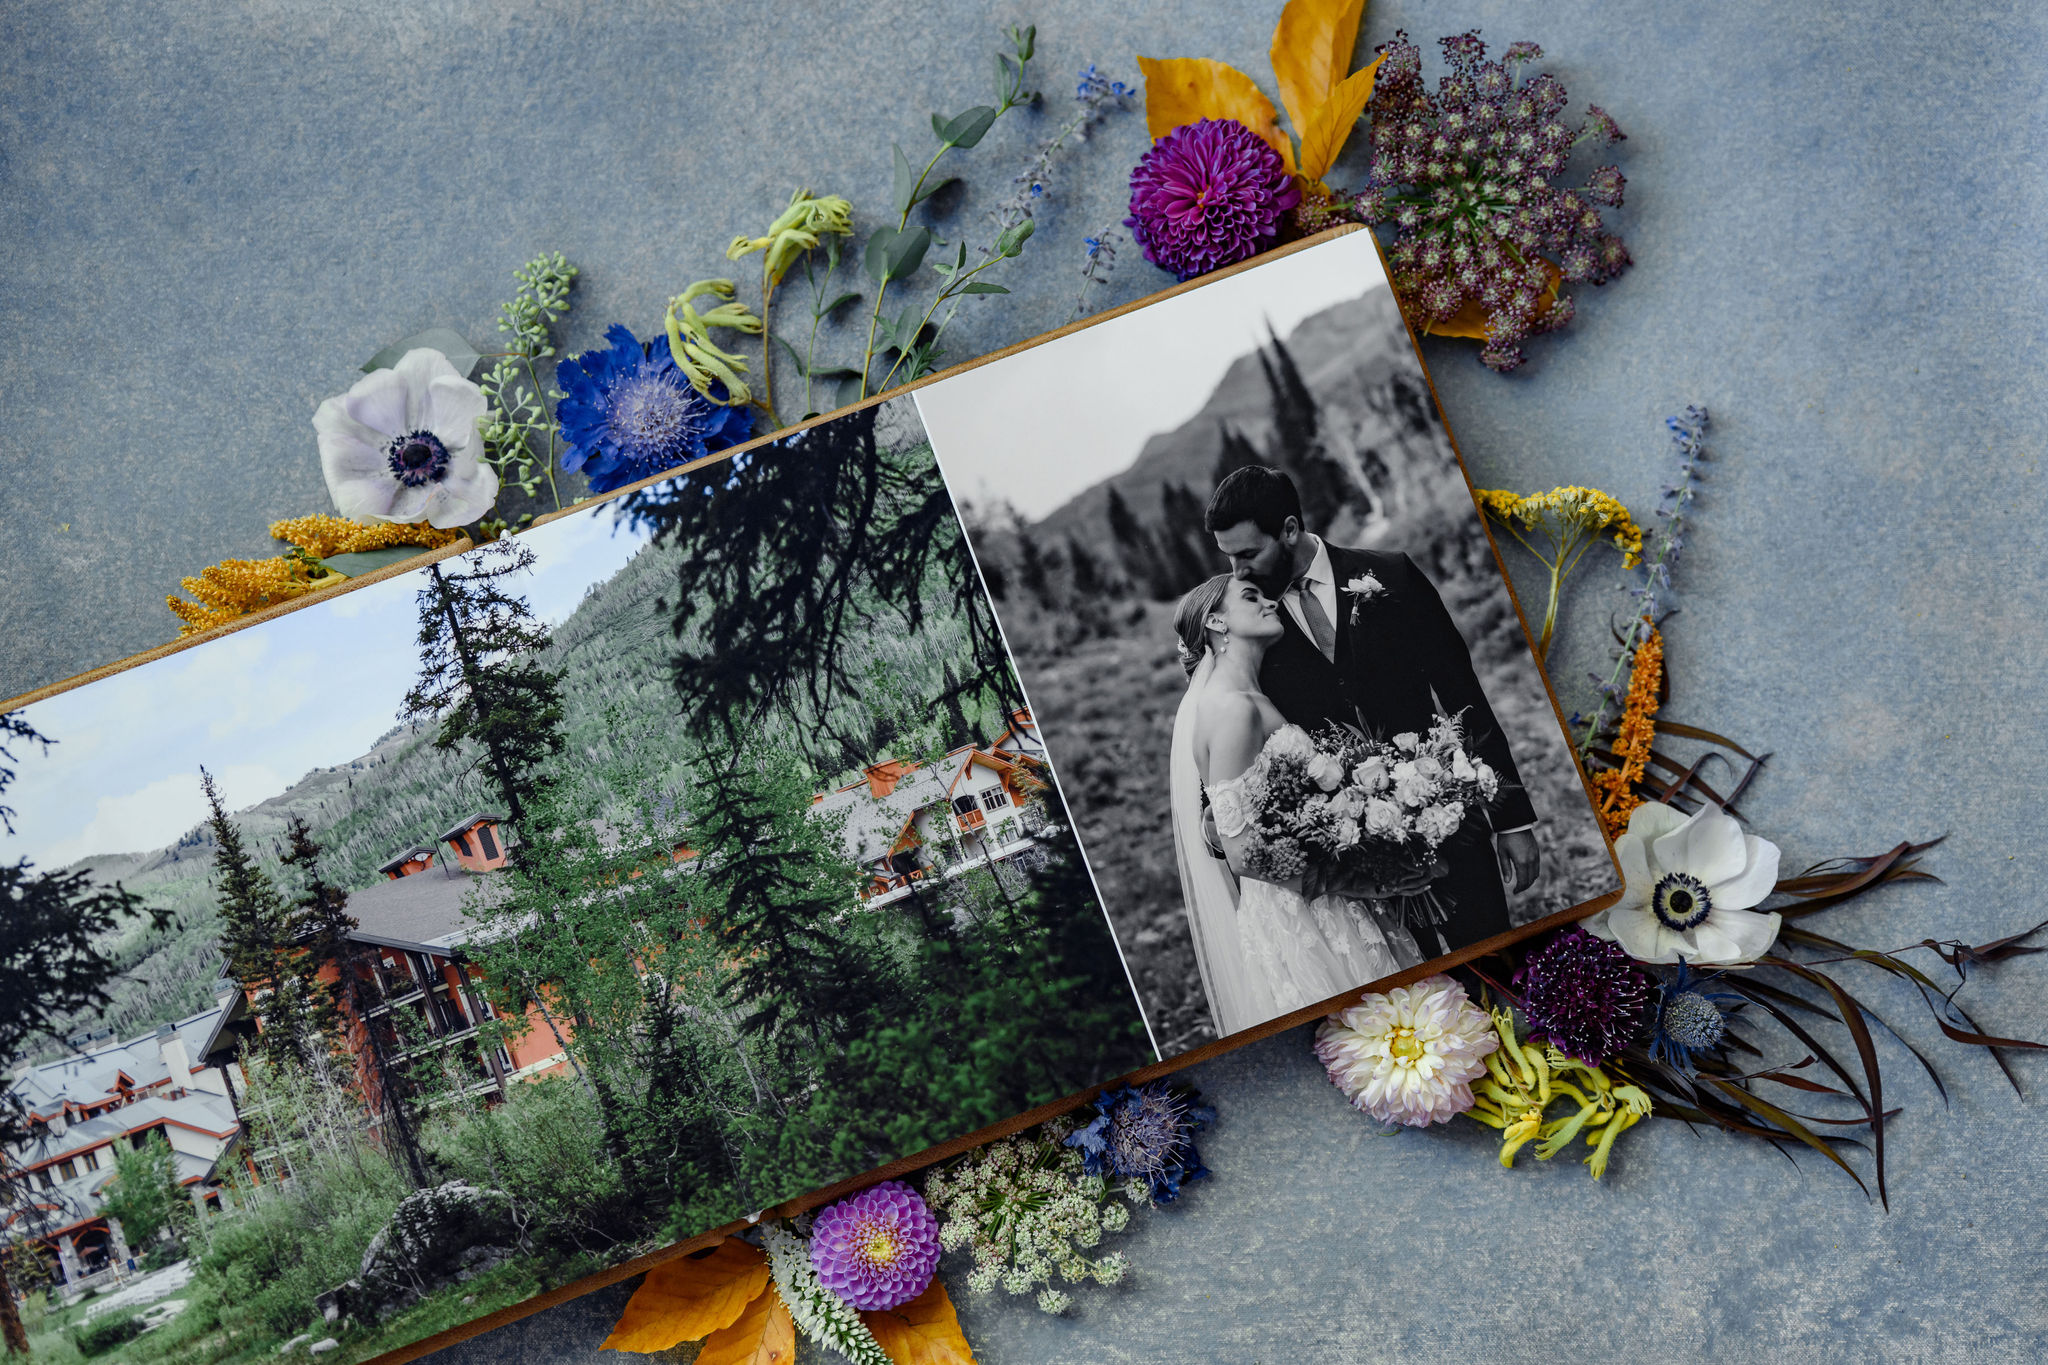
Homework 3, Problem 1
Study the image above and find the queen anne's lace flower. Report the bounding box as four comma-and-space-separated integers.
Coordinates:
1585, 802, 1781, 964
1316, 975, 1497, 1126
313, 348, 497, 528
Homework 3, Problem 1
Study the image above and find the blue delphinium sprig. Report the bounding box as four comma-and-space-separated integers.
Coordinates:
1575, 405, 1708, 755
985, 65, 1136, 256
1071, 227, 1123, 321
1064, 1079, 1215, 1204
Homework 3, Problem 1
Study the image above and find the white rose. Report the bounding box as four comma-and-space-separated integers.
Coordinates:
1415, 756, 1444, 780
1393, 732, 1420, 755
1307, 753, 1346, 792
1336, 818, 1362, 849
1450, 752, 1477, 782
1333, 788, 1367, 820
1352, 758, 1390, 793
1268, 726, 1316, 761
1474, 760, 1499, 800
1415, 803, 1463, 844
1363, 798, 1405, 839
1394, 775, 1433, 809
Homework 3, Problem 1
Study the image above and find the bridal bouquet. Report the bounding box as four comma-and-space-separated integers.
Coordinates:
1230, 715, 1498, 897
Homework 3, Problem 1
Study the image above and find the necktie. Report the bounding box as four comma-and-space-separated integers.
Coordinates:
1291, 573, 1336, 662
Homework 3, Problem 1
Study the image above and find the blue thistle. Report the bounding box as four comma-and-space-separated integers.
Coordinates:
1064, 1081, 1215, 1204
1648, 961, 1744, 1074
555, 323, 750, 494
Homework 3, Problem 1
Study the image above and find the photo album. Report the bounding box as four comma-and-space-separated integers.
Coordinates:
3, 229, 1618, 1360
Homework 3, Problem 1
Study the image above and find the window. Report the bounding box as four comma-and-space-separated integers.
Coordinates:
477, 824, 499, 858
452, 831, 473, 856
58, 1159, 76, 1181
81, 1149, 99, 1172
951, 795, 977, 815
35, 1168, 53, 1190
978, 787, 1010, 813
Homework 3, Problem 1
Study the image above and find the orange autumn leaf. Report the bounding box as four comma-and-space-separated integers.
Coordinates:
1136, 55, 1295, 173
599, 1239, 771, 1353
860, 1281, 976, 1365
696, 1284, 796, 1365
1421, 257, 1566, 339
1295, 53, 1382, 183
1269, 0, 1364, 135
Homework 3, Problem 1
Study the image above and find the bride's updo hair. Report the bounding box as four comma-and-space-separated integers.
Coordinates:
1173, 573, 1235, 677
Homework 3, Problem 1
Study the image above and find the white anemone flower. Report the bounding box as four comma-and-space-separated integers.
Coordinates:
1587, 802, 1782, 965
313, 348, 497, 528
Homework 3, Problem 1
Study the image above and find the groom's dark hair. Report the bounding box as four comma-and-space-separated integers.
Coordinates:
1205, 465, 1302, 538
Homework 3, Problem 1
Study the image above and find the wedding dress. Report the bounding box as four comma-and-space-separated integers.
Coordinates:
1171, 660, 1423, 1036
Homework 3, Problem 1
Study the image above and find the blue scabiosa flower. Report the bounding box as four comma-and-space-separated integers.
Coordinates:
1648, 962, 1743, 1073
554, 324, 751, 494
1064, 1081, 1214, 1203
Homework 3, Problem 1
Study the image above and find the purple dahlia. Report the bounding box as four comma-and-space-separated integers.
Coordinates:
1515, 924, 1652, 1063
1125, 118, 1301, 281
807, 1179, 941, 1311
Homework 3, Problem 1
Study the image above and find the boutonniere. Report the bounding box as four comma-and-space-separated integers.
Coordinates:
1342, 572, 1385, 626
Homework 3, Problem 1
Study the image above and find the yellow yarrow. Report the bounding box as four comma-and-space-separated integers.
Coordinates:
1476, 484, 1644, 661
167, 516, 463, 637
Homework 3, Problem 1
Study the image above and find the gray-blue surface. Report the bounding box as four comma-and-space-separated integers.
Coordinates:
5, 1, 2046, 1361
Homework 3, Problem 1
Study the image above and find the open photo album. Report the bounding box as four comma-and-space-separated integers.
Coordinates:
1, 229, 1618, 1362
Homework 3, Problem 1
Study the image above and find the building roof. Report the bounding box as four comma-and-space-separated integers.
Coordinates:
340, 864, 505, 952
7, 1009, 223, 1121
377, 844, 438, 874
437, 812, 506, 842
813, 760, 955, 867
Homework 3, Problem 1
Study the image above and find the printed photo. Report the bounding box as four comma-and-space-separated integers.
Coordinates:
0, 398, 1153, 1362
915, 232, 1620, 1054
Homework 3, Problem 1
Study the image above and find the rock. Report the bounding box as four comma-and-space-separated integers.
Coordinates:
278, 1331, 314, 1354
320, 1182, 520, 1324
461, 1295, 477, 1306
308, 1340, 340, 1356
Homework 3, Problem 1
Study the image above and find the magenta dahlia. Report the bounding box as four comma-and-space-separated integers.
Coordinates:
1515, 924, 1652, 1062
807, 1179, 941, 1311
1125, 118, 1301, 281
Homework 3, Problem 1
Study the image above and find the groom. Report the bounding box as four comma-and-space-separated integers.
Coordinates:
1205, 465, 1541, 951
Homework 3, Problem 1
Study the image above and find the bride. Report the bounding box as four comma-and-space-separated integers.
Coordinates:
1169, 573, 1425, 1036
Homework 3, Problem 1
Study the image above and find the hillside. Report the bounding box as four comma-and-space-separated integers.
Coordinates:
1033, 286, 1414, 542
35, 455, 998, 1056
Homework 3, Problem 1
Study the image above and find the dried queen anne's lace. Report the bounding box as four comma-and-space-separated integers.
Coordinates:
1359, 32, 1631, 371
921, 1117, 1134, 1315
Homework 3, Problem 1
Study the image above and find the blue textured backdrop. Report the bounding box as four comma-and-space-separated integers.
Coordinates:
4, 0, 2046, 1360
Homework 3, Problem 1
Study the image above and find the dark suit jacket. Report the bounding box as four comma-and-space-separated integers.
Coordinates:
1257, 543, 1539, 831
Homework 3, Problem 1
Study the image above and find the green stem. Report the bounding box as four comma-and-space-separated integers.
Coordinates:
860, 145, 952, 400
875, 252, 1005, 393
758, 257, 780, 431
521, 353, 563, 511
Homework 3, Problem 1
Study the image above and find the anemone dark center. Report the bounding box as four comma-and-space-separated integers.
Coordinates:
606, 370, 699, 466
1651, 872, 1713, 932
385, 429, 451, 487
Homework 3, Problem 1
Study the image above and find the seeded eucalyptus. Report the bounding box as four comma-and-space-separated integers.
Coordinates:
477, 251, 580, 511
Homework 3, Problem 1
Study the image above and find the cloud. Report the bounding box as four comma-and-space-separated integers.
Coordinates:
37, 764, 281, 869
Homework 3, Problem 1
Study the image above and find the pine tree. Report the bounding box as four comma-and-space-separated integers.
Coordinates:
1257, 332, 1357, 530
203, 768, 317, 1073
1014, 522, 1053, 607
1210, 421, 1268, 491
1105, 486, 1178, 600
1160, 481, 1223, 590
400, 537, 566, 827
620, 403, 1022, 765
0, 714, 161, 1354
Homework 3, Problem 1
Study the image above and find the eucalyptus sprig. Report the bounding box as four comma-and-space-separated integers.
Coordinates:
477, 251, 579, 512
858, 23, 1039, 399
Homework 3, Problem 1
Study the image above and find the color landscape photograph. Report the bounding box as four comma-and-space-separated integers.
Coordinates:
0, 398, 1152, 1363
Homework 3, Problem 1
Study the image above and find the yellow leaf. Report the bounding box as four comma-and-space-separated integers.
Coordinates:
860, 1281, 976, 1365
1295, 53, 1383, 184
696, 1285, 796, 1365
1419, 257, 1566, 340
599, 1239, 771, 1353
1136, 55, 1295, 174
1269, 0, 1364, 135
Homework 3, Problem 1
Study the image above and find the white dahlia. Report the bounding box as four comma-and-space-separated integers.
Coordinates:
1315, 975, 1497, 1127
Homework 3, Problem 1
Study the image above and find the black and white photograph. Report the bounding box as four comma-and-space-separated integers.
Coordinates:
915, 232, 1620, 1053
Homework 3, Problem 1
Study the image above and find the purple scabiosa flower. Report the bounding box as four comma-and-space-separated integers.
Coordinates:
555, 323, 751, 495
807, 1179, 941, 1312
1515, 924, 1653, 1063
1362, 31, 1631, 371
1125, 118, 1301, 281
1064, 1080, 1215, 1203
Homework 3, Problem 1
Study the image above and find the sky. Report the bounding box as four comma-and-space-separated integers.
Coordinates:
8, 503, 654, 870
912, 230, 1392, 523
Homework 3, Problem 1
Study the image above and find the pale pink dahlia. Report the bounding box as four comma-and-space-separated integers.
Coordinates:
1315, 975, 1498, 1126
807, 1179, 940, 1311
